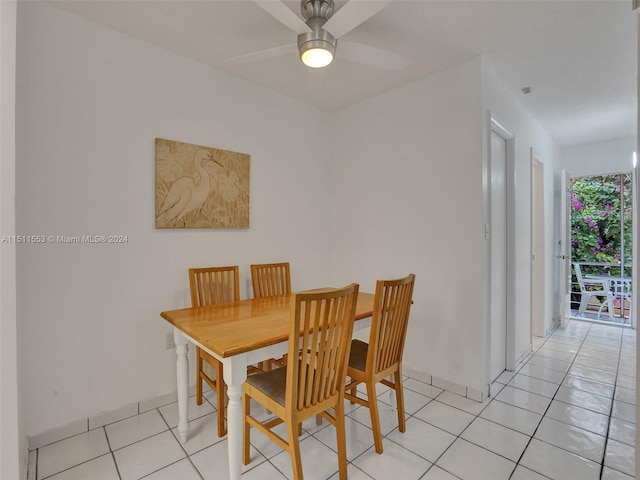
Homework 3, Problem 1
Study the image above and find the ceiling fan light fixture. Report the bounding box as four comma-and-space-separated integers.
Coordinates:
297, 1, 336, 68
299, 40, 335, 68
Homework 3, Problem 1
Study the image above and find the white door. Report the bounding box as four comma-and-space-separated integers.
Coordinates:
490, 129, 507, 381
559, 169, 571, 328
531, 156, 545, 337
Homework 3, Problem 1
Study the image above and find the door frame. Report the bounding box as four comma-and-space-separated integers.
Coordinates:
531, 152, 545, 337
486, 115, 517, 380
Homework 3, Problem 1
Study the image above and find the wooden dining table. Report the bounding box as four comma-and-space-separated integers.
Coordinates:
160, 290, 375, 480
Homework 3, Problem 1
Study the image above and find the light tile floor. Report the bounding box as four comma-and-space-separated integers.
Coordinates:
28, 320, 636, 479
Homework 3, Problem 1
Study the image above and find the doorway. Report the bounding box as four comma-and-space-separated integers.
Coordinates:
568, 173, 633, 326
489, 119, 515, 382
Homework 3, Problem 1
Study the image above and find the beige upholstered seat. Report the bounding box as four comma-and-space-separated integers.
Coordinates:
243, 284, 359, 480
345, 274, 416, 454
189, 265, 240, 437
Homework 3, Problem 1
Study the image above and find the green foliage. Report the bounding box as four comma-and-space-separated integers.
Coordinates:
571, 174, 632, 267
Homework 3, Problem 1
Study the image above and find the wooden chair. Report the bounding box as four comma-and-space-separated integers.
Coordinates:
345, 274, 416, 454
251, 262, 292, 368
189, 265, 240, 437
243, 284, 360, 480
250, 262, 291, 298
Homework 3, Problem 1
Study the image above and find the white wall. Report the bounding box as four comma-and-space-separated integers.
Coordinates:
331, 59, 487, 391
481, 62, 560, 359
559, 136, 636, 177
330, 57, 560, 394
16, 2, 334, 436
17, 2, 564, 441
1, 1, 25, 478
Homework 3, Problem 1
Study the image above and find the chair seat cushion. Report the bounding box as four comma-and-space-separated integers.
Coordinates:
246, 366, 288, 406
349, 339, 369, 372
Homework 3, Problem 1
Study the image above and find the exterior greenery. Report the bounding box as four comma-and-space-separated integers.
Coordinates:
571, 174, 632, 275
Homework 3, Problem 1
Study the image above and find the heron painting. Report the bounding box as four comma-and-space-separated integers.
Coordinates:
155, 138, 250, 229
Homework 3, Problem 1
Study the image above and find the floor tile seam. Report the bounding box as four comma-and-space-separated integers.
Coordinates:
535, 415, 608, 446
431, 434, 519, 479
427, 389, 533, 471
38, 452, 116, 480
106, 415, 173, 452
137, 457, 202, 480
404, 389, 486, 475
524, 358, 572, 374
108, 428, 182, 460
454, 425, 526, 466
600, 332, 627, 480
507, 464, 553, 480
568, 322, 628, 477
541, 399, 612, 437
504, 324, 570, 479
509, 322, 594, 472
560, 377, 617, 399
419, 464, 462, 480
509, 370, 564, 388
413, 396, 486, 422
397, 386, 440, 402
375, 428, 437, 467
165, 420, 227, 461
569, 361, 622, 379
37, 426, 113, 480
101, 426, 124, 480
606, 428, 636, 449
490, 394, 549, 417
516, 436, 603, 480
565, 373, 617, 388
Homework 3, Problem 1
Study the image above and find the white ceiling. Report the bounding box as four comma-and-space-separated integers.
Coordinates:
50, 0, 637, 148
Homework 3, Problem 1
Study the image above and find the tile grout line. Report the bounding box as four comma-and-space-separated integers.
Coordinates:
598, 327, 625, 479
507, 321, 594, 480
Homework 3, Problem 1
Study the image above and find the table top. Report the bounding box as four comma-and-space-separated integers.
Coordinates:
161, 291, 375, 358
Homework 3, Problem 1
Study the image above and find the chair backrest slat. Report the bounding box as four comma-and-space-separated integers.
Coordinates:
368, 274, 416, 374
251, 262, 291, 298
287, 285, 359, 412
189, 266, 240, 307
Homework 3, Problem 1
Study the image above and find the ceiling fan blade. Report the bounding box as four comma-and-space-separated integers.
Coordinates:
254, 1, 311, 34
323, 0, 392, 38
339, 41, 409, 71
222, 44, 297, 65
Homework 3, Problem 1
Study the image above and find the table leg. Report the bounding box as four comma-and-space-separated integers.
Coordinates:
223, 355, 248, 480
174, 329, 190, 444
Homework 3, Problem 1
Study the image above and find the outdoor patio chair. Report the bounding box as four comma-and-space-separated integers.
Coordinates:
573, 262, 613, 321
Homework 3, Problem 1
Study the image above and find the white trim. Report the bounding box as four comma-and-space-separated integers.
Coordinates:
487, 114, 517, 376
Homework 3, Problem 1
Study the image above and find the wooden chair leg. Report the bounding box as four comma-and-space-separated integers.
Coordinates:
243, 393, 251, 464
217, 377, 226, 437
366, 381, 383, 454
335, 400, 348, 480
394, 371, 406, 432
196, 350, 204, 406
287, 422, 304, 480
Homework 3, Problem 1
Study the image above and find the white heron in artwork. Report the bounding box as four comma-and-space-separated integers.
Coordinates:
156, 149, 221, 227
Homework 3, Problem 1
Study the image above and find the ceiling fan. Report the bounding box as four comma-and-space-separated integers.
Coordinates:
224, 0, 408, 70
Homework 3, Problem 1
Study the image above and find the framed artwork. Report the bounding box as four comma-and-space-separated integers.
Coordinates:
155, 138, 250, 229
